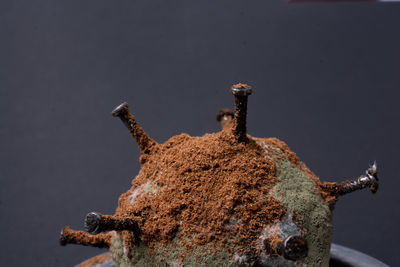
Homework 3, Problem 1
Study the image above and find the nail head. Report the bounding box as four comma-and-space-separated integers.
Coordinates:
282, 235, 308, 261
85, 212, 102, 234
231, 83, 252, 96
112, 102, 129, 117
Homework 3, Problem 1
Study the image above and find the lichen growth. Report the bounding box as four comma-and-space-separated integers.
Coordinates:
272, 159, 332, 266
110, 137, 333, 266
110, 233, 239, 267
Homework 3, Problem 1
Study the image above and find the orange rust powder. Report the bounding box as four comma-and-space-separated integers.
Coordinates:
114, 128, 307, 259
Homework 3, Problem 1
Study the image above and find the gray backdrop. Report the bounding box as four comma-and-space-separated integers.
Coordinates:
1, 0, 399, 266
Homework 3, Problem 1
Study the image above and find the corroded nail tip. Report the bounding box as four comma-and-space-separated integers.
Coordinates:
112, 102, 129, 117
85, 212, 102, 234
59, 227, 67, 246
216, 109, 234, 122
367, 161, 379, 193
282, 235, 308, 261
231, 83, 252, 96
368, 161, 377, 176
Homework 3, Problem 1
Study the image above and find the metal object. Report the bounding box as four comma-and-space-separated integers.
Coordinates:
59, 226, 111, 248
84, 212, 103, 234
111, 102, 131, 128
216, 108, 234, 130
112, 102, 157, 154
337, 162, 379, 196
282, 235, 308, 261
60, 87, 382, 265
230, 84, 252, 143
59, 228, 68, 246
84, 212, 140, 235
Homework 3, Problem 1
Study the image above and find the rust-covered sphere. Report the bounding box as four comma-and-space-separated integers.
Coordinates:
60, 84, 379, 267
111, 129, 333, 266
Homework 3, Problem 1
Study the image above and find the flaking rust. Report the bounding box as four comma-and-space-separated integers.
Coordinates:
60, 84, 379, 266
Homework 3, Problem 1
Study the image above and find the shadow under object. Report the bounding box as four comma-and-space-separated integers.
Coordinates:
76, 243, 388, 267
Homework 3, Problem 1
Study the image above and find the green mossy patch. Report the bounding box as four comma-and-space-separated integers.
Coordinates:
272, 160, 333, 266
110, 233, 239, 267
110, 139, 333, 266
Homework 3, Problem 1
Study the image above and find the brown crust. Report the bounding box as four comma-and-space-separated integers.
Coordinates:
232, 83, 251, 89
264, 233, 283, 256
123, 111, 158, 155
61, 226, 113, 248
115, 130, 287, 260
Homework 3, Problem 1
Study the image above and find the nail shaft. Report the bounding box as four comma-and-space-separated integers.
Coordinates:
230, 84, 252, 143
85, 212, 141, 235
337, 162, 379, 195
112, 102, 157, 154
59, 226, 112, 248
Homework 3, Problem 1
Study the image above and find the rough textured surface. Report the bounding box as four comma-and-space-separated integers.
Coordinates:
80, 244, 390, 267
78, 252, 114, 267
270, 160, 332, 266
108, 129, 333, 266
111, 234, 237, 267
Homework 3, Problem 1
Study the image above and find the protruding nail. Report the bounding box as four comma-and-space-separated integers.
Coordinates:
368, 161, 379, 193
59, 227, 67, 246
111, 102, 129, 117
231, 84, 252, 97
336, 161, 379, 196
112, 102, 157, 154
216, 109, 234, 130
84, 212, 141, 235
85, 212, 102, 234
230, 83, 252, 143
59, 226, 111, 248
216, 108, 234, 122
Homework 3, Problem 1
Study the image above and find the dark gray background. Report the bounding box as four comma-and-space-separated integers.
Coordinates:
1, 0, 399, 266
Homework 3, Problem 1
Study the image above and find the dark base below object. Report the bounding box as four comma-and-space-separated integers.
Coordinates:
76, 243, 388, 267
329, 244, 388, 267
